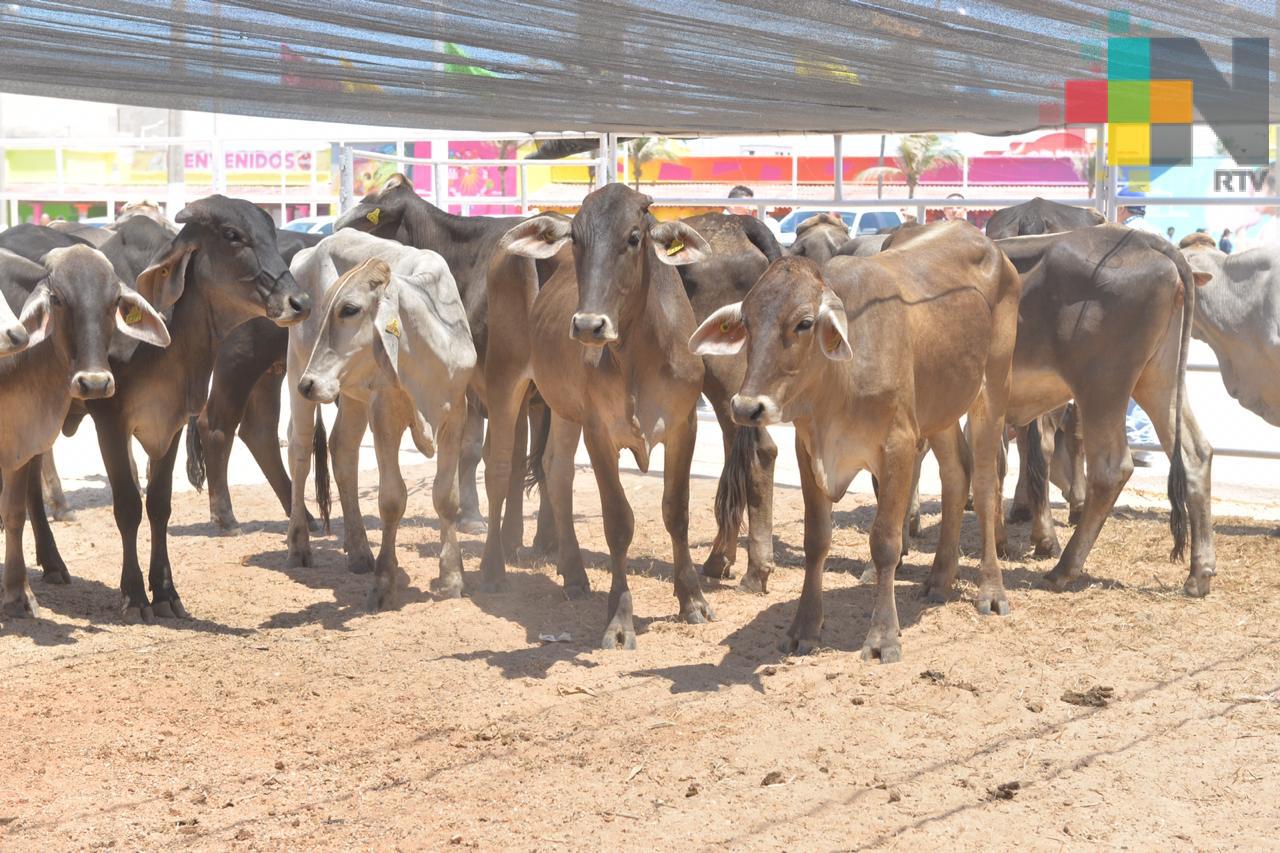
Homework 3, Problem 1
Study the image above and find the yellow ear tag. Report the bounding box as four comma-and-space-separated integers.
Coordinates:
385, 316, 401, 338
124, 305, 143, 325
367, 208, 381, 225
666, 239, 685, 257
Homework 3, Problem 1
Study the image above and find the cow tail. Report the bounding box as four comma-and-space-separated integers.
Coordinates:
1166, 255, 1195, 562
524, 398, 551, 496
314, 415, 331, 534
185, 416, 206, 492
715, 426, 757, 546
1025, 417, 1048, 518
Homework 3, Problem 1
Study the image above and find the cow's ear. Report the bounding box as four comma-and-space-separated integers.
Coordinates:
816, 289, 853, 361
651, 221, 709, 266
689, 302, 746, 356
380, 173, 408, 195
501, 214, 573, 259
17, 285, 54, 349
372, 286, 402, 379
136, 242, 196, 311
115, 283, 171, 348
1193, 271, 1213, 287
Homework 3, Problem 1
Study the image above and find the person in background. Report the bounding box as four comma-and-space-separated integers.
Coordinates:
1166, 226, 1175, 240
1219, 228, 1234, 254
725, 185, 783, 239
942, 192, 968, 223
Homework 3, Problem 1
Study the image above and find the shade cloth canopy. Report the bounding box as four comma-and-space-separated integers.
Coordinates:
0, 1, 1276, 135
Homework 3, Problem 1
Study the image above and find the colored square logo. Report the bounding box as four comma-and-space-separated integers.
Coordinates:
1065, 79, 1108, 123
1108, 80, 1149, 123
1109, 123, 1151, 166
1149, 80, 1192, 123
1108, 38, 1149, 80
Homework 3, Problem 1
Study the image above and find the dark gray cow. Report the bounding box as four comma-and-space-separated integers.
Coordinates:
985, 197, 1105, 239
787, 213, 850, 264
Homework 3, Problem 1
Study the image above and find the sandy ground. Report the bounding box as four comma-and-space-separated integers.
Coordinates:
3, 449, 1279, 851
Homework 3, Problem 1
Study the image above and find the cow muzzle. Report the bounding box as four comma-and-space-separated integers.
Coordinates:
0, 323, 29, 356
70, 370, 116, 400
569, 312, 618, 346
265, 274, 312, 327
297, 374, 339, 404
730, 393, 780, 427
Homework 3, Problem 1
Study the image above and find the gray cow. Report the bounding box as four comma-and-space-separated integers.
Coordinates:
287, 230, 475, 609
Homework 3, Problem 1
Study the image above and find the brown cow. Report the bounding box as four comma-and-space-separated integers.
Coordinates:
998, 226, 1215, 595
787, 213, 849, 265
482, 183, 713, 649
693, 221, 1020, 662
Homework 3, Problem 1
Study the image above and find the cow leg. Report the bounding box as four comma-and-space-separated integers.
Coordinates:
238, 370, 307, 528
198, 369, 257, 534
143, 432, 186, 618
1132, 381, 1216, 597
285, 391, 318, 569
1056, 403, 1086, 524
1008, 424, 1033, 522
40, 451, 72, 521
366, 402, 410, 611
901, 447, 925, 552
862, 438, 915, 663
27, 456, 69, 585
2, 462, 38, 618
500, 396, 530, 558
920, 425, 968, 604
583, 429, 638, 650
545, 414, 587, 598
457, 403, 486, 535
479, 375, 530, 593
740, 426, 778, 594
781, 436, 832, 655
330, 398, 374, 575
430, 400, 467, 602
700, 400, 740, 579
664, 409, 713, 624
1044, 398, 1132, 591
94, 413, 150, 622
529, 396, 558, 556
1029, 415, 1061, 558
968, 388, 1011, 616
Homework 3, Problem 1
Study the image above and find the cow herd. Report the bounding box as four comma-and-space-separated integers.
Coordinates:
2, 177, 1275, 665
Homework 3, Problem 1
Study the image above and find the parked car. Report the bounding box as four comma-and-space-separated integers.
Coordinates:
775, 208, 903, 246
281, 216, 335, 235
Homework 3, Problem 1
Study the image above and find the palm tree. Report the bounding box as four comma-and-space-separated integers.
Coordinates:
625, 137, 687, 190
856, 134, 963, 198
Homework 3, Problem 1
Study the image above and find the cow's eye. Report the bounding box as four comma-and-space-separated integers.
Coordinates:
795, 318, 814, 332
221, 227, 242, 243
627, 231, 641, 247
48, 290, 64, 307
339, 303, 360, 318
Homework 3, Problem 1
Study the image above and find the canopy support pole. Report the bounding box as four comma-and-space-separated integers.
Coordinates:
338, 143, 354, 213
833, 134, 844, 202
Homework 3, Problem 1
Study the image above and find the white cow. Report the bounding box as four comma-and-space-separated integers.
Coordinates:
285, 230, 475, 610
1181, 240, 1280, 425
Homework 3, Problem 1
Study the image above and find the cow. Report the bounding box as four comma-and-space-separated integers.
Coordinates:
184, 229, 324, 534
289, 231, 474, 607
1178, 239, 1280, 426
787, 213, 850, 264
482, 183, 714, 649
20, 196, 312, 621
985, 197, 1105, 239
1, 246, 169, 618
836, 233, 893, 257
671, 213, 783, 591
332, 173, 523, 537
998, 226, 1215, 595
691, 221, 1020, 663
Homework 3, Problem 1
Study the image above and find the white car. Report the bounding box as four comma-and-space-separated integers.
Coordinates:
776, 209, 903, 247
281, 216, 335, 235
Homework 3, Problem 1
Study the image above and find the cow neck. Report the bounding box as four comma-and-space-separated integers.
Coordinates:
1192, 254, 1250, 343
403, 197, 505, 289
614, 247, 655, 350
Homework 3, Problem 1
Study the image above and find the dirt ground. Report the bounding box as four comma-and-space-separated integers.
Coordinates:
3, 460, 1279, 851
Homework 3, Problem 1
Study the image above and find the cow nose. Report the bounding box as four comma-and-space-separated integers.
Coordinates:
569, 313, 616, 344
298, 377, 316, 399
71, 370, 115, 400
730, 394, 774, 426
3, 326, 28, 351
288, 293, 311, 317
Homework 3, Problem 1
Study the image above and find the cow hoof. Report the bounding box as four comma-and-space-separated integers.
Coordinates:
739, 568, 769, 595
1069, 508, 1083, 526
366, 584, 396, 612
347, 551, 375, 576
431, 574, 466, 599
780, 632, 820, 656
122, 603, 154, 624
152, 597, 189, 619
699, 553, 733, 580
51, 509, 76, 523
996, 540, 1010, 560
601, 625, 637, 650
861, 641, 902, 665
977, 591, 1010, 617
680, 598, 715, 625
920, 577, 953, 604
2, 593, 39, 619
1183, 573, 1213, 598
477, 576, 508, 595
41, 565, 71, 585
458, 515, 487, 536
531, 533, 558, 558
1041, 567, 1080, 593
286, 549, 313, 570
858, 565, 878, 585
908, 515, 922, 538
1007, 506, 1032, 524
563, 581, 590, 601
1033, 540, 1060, 558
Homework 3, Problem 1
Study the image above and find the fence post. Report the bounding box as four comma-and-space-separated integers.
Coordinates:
338, 144, 354, 213
833, 134, 844, 202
